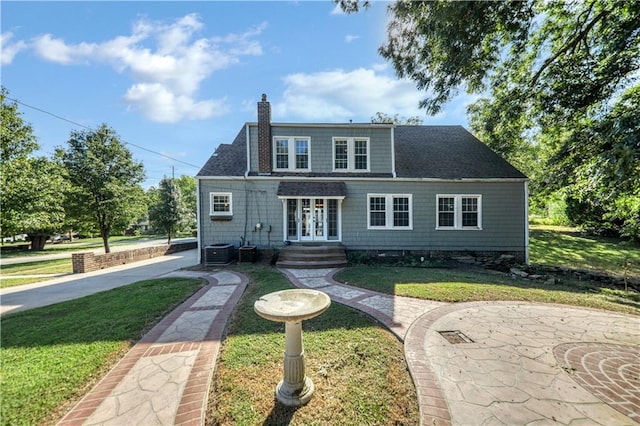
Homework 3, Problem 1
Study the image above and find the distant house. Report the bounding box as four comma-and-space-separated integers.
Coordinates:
196, 94, 528, 265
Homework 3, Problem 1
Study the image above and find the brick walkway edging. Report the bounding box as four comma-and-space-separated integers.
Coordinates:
57, 272, 248, 426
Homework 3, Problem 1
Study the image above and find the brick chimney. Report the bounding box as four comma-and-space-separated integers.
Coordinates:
257, 93, 272, 174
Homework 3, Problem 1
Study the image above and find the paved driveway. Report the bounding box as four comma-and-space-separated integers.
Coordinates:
1, 249, 198, 315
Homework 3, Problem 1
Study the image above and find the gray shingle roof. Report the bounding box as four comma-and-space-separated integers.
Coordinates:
196, 128, 246, 177
394, 126, 527, 179
197, 124, 527, 180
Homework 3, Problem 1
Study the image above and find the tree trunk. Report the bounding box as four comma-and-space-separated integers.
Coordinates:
29, 234, 48, 251
100, 227, 111, 253
167, 227, 172, 245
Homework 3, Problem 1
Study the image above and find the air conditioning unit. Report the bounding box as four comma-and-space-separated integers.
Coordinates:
204, 244, 235, 265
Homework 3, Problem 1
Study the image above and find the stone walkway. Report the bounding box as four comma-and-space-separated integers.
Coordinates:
58, 271, 247, 426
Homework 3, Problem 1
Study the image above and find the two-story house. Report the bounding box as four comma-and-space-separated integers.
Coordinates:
196, 94, 528, 266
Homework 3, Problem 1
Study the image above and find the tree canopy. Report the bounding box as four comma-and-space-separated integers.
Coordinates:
174, 175, 197, 234
376, 0, 639, 117
57, 124, 146, 253
370, 112, 423, 125
1, 88, 67, 249
149, 178, 183, 244
340, 0, 640, 239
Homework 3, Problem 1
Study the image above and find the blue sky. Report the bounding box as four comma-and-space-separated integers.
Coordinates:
2, 1, 473, 187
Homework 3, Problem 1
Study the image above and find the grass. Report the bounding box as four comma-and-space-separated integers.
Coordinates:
1, 277, 58, 287
0, 235, 168, 258
207, 266, 418, 425
1, 257, 71, 274
1, 259, 73, 288
0, 277, 204, 426
335, 265, 639, 315
529, 224, 640, 278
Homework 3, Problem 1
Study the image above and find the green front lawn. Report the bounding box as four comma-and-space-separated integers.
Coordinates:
0, 277, 204, 426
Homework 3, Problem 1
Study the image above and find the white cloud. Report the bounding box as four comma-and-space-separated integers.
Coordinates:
274, 67, 476, 126
32, 34, 96, 64
1, 32, 28, 65
275, 67, 424, 121
124, 83, 228, 123
27, 14, 265, 123
345, 34, 360, 43
371, 62, 388, 72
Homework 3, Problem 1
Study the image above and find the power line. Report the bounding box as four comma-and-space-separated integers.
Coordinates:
8, 97, 202, 170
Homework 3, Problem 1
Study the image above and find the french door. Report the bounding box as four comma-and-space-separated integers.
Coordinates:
285, 198, 340, 242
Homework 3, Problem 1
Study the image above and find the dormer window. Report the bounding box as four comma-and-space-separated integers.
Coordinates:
333, 137, 370, 172
273, 137, 310, 171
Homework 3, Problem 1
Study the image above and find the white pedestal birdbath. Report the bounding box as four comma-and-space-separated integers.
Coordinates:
254, 289, 331, 406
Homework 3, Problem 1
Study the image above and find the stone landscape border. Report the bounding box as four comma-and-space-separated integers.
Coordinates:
71, 241, 197, 273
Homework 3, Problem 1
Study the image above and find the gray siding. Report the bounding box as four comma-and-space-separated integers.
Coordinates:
199, 178, 527, 254
340, 181, 526, 252
248, 125, 393, 174
199, 179, 285, 248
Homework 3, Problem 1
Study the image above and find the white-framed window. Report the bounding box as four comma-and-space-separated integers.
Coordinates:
333, 137, 370, 172
210, 192, 232, 216
273, 137, 310, 171
367, 194, 412, 229
436, 194, 482, 230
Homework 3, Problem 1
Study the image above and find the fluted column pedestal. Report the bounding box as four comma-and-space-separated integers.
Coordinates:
275, 321, 314, 406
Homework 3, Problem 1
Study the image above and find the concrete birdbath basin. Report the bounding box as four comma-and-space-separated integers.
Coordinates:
254, 289, 331, 406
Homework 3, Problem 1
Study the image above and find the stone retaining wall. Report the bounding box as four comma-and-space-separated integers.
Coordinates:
72, 241, 197, 273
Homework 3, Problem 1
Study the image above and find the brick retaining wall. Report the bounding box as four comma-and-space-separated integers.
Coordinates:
72, 241, 197, 273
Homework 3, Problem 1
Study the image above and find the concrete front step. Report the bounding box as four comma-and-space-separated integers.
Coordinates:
276, 259, 347, 269
278, 252, 346, 261
276, 244, 347, 269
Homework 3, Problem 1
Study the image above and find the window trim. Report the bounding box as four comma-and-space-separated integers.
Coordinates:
210, 192, 233, 216
436, 194, 482, 230
272, 136, 311, 171
367, 193, 413, 230
332, 137, 370, 172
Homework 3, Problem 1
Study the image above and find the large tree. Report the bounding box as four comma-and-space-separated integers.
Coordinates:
1, 88, 67, 250
548, 85, 640, 239
57, 124, 146, 253
340, 0, 640, 238
174, 175, 196, 234
149, 178, 183, 244
373, 0, 639, 117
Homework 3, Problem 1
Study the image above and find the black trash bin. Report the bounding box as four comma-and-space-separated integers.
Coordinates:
238, 245, 257, 263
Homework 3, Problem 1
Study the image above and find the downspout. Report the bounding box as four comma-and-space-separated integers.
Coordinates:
391, 126, 397, 178
196, 177, 202, 264
524, 180, 530, 264
243, 123, 250, 244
